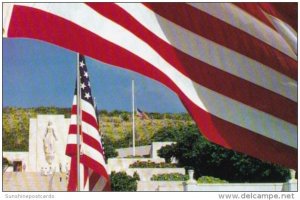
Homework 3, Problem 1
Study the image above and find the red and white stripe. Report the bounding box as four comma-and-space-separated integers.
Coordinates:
3, 3, 297, 169
66, 96, 109, 190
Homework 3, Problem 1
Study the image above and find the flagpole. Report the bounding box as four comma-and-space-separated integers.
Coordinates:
76, 53, 81, 191
132, 80, 135, 157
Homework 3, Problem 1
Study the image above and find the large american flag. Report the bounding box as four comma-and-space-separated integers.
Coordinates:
65, 54, 110, 191
3, 3, 297, 169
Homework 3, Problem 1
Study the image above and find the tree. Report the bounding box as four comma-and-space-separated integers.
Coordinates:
157, 144, 176, 163
120, 113, 129, 121
99, 109, 108, 115
3, 157, 9, 166
110, 171, 139, 191
149, 112, 163, 119
103, 145, 118, 161
158, 124, 290, 183
110, 110, 122, 117
102, 136, 118, 161
151, 126, 179, 142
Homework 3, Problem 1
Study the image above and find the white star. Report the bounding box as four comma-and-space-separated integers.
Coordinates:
84, 71, 89, 78
79, 61, 85, 68
81, 83, 86, 90
85, 92, 91, 99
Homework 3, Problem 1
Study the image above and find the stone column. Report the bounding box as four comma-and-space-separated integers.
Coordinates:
187, 169, 197, 184
184, 169, 197, 191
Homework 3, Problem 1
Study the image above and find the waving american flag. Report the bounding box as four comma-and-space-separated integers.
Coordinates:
3, 3, 297, 169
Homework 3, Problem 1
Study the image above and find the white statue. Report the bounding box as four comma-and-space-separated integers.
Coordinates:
43, 121, 58, 165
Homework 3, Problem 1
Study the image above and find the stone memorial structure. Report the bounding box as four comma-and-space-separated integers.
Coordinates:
29, 115, 71, 173
4, 115, 71, 174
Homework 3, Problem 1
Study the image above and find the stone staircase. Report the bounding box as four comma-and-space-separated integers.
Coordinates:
3, 172, 67, 191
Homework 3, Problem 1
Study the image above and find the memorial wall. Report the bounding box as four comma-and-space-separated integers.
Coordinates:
4, 115, 71, 173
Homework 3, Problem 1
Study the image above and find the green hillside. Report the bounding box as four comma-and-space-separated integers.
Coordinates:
3, 107, 290, 183
2, 107, 193, 151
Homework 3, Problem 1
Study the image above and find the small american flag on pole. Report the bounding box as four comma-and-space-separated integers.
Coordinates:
136, 108, 149, 120
66, 54, 110, 191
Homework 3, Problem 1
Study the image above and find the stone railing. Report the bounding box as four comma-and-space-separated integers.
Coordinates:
184, 170, 297, 192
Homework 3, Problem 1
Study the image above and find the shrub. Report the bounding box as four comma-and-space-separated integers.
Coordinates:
3, 157, 9, 166
124, 155, 150, 158
101, 136, 118, 161
197, 176, 228, 184
120, 113, 129, 121
133, 171, 140, 181
151, 173, 189, 181
157, 144, 176, 163
103, 144, 118, 161
151, 126, 178, 142
110, 171, 140, 191
129, 160, 177, 168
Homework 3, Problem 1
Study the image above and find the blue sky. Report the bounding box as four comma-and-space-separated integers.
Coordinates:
3, 38, 187, 113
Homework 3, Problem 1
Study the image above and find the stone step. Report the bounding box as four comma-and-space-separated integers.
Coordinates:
125, 168, 186, 181
137, 181, 185, 191
3, 172, 67, 191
